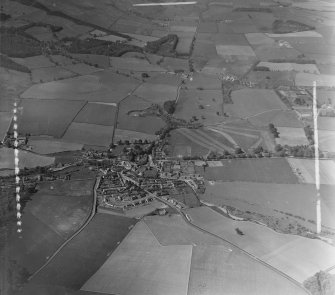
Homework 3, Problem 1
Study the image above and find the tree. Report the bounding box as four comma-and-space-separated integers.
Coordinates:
275, 144, 283, 152
163, 100, 176, 114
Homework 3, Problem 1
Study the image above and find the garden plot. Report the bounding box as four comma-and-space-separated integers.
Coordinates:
62, 122, 114, 147
109, 57, 166, 72
118, 95, 166, 134
287, 158, 335, 185
216, 45, 256, 57
202, 181, 335, 229
29, 137, 83, 154
74, 102, 116, 126
174, 89, 225, 124
276, 127, 309, 146
225, 89, 287, 119
0, 147, 54, 170
295, 73, 335, 87
186, 206, 335, 284
81, 221, 192, 295
11, 55, 55, 69
21, 71, 141, 103
202, 158, 298, 183
31, 66, 76, 83
16, 99, 86, 138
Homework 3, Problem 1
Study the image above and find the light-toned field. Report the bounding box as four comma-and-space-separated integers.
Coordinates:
174, 89, 224, 124
109, 57, 167, 72
16, 99, 85, 138
172, 31, 195, 55
266, 31, 323, 38
0, 68, 32, 99
202, 181, 335, 229
225, 89, 287, 119
287, 158, 335, 185
186, 206, 335, 283
295, 73, 335, 87
0, 147, 54, 170
0, 112, 13, 141
202, 158, 299, 183
62, 63, 102, 75
114, 129, 157, 142
118, 95, 166, 134
124, 201, 167, 218
257, 62, 320, 74
276, 127, 309, 146
31, 66, 76, 83
188, 245, 306, 295
62, 122, 114, 147
21, 71, 141, 103
74, 102, 116, 126
319, 130, 335, 153
216, 45, 256, 56
184, 73, 222, 90
254, 45, 302, 61
245, 33, 275, 45
29, 137, 83, 154
144, 214, 225, 246
160, 57, 190, 73
11, 55, 55, 69
81, 221, 192, 295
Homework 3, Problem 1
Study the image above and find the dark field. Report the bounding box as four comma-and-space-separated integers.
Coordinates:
199, 158, 299, 184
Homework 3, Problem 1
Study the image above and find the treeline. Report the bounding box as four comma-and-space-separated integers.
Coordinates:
268, 58, 317, 64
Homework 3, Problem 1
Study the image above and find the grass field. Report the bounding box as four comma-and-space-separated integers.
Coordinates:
216, 45, 256, 56
109, 57, 166, 72
287, 158, 335, 185
29, 137, 83, 154
0, 68, 32, 99
70, 54, 110, 68
74, 102, 116, 126
0, 111, 13, 141
0, 147, 55, 170
248, 110, 304, 128
201, 158, 299, 183
62, 122, 114, 147
225, 89, 287, 119
26, 214, 136, 291
319, 130, 335, 153
295, 73, 335, 87
31, 67, 76, 83
276, 127, 309, 146
202, 181, 335, 229
16, 99, 86, 138
12, 55, 55, 69
186, 206, 335, 283
62, 63, 102, 75
134, 82, 178, 104
81, 221, 192, 295
114, 129, 157, 142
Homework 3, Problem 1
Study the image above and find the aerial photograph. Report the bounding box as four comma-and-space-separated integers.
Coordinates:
0, 0, 335, 294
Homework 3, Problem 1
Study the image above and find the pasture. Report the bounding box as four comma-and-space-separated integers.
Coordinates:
28, 214, 136, 290
74, 102, 116, 126
81, 221, 192, 295
225, 89, 287, 119
276, 127, 309, 146
0, 147, 54, 170
62, 63, 102, 75
202, 181, 335, 229
70, 54, 110, 68
31, 67, 76, 83
202, 158, 299, 183
11, 55, 55, 69
16, 99, 85, 138
186, 206, 335, 283
109, 57, 166, 72
62, 122, 114, 147
0, 112, 12, 141
114, 129, 157, 142
319, 130, 335, 153
216, 45, 256, 57
287, 158, 335, 185
29, 138, 83, 154
295, 73, 335, 87
245, 33, 275, 46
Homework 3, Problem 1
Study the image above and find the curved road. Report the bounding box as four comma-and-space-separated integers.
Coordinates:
28, 177, 101, 281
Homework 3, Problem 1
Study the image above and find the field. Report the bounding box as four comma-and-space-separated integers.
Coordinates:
73, 102, 117, 126
114, 129, 157, 142
12, 56, 55, 69
160, 57, 190, 73
21, 71, 141, 103
184, 73, 221, 90
24, 214, 136, 291
29, 137, 83, 154
216, 45, 256, 57
81, 221, 192, 295
319, 130, 335, 153
201, 158, 299, 183
31, 67, 76, 83
62, 122, 114, 147
225, 89, 287, 119
186, 206, 335, 283
287, 158, 335, 185
16, 99, 86, 138
256, 62, 320, 74
276, 127, 309, 146
0, 112, 13, 141
62, 63, 102, 75
295, 73, 335, 87
174, 89, 225, 124
117, 95, 166, 134
245, 33, 275, 45
201, 181, 335, 229
246, 71, 295, 88
0, 68, 32, 99
70, 54, 110, 68
109, 57, 166, 72
0, 147, 55, 170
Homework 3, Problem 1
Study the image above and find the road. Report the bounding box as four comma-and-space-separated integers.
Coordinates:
28, 176, 101, 281
153, 194, 311, 295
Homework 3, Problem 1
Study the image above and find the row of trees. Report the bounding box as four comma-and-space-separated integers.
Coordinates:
269, 123, 280, 138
